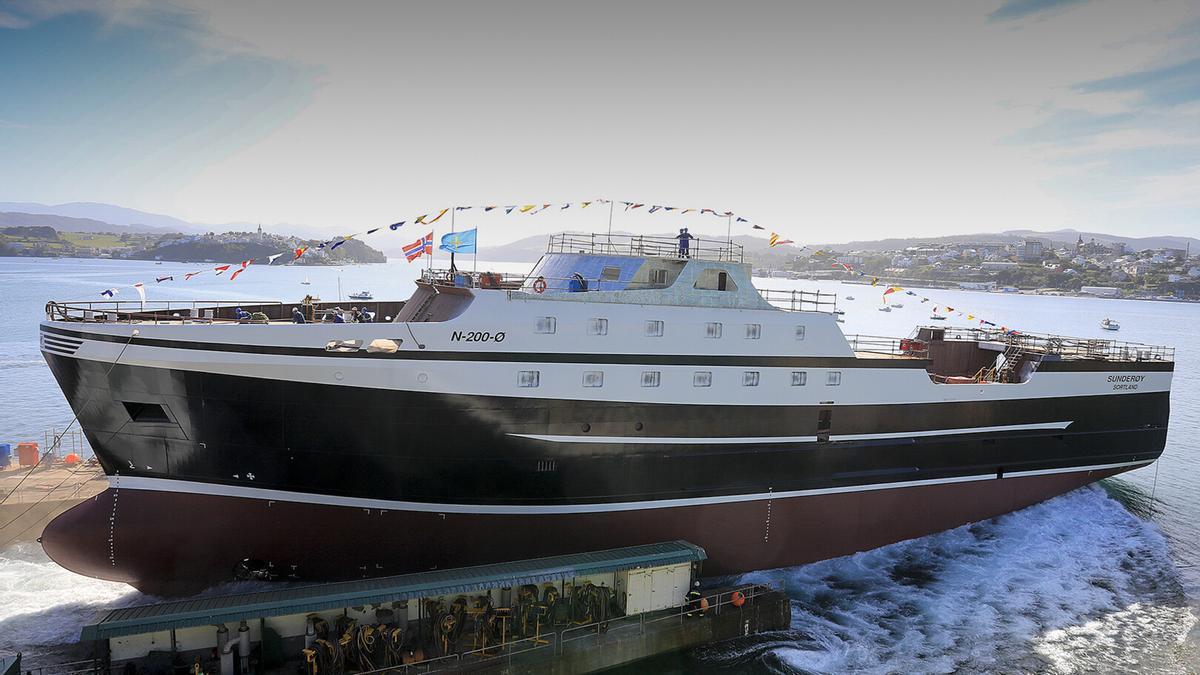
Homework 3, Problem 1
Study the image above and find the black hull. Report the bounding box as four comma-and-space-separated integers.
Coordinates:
42, 354, 1167, 506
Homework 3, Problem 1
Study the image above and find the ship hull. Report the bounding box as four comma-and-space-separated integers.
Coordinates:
37, 326, 1171, 594
44, 464, 1134, 595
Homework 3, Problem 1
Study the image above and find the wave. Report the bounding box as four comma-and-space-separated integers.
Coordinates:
695, 486, 1196, 674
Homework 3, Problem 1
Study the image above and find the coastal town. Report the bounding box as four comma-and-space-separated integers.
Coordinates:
769, 235, 1200, 300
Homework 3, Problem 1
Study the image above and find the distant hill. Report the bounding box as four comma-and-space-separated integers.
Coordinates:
814, 229, 1200, 253
0, 202, 204, 233
0, 211, 181, 235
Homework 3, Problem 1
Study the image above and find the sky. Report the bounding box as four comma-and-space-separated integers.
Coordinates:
1, 0, 1198, 244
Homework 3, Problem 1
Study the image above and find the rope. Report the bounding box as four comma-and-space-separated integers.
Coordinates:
0, 328, 138, 509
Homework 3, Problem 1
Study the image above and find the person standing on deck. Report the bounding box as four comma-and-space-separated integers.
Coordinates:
675, 228, 694, 258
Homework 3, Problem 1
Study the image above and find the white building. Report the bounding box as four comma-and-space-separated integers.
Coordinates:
1080, 286, 1121, 298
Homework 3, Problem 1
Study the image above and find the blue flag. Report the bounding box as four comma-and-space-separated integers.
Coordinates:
439, 229, 477, 254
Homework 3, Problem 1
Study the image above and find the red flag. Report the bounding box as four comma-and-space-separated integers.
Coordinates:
229, 259, 254, 281
184, 271, 203, 281
213, 264, 231, 276
295, 246, 308, 260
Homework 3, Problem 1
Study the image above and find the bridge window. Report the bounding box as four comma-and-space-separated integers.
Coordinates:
743, 371, 760, 387
791, 371, 808, 386
588, 318, 608, 336
641, 371, 661, 387
517, 370, 540, 388
795, 325, 806, 341
535, 317, 557, 334
693, 371, 712, 387
693, 268, 737, 291
826, 371, 842, 386
649, 269, 668, 285
705, 322, 723, 338
582, 371, 604, 388
645, 320, 664, 337
745, 323, 761, 339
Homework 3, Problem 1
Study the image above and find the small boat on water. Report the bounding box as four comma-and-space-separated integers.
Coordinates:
1100, 318, 1120, 331
877, 305, 892, 312
930, 314, 948, 321
301, 277, 312, 286
845, 295, 855, 300
349, 290, 373, 300
891, 303, 904, 308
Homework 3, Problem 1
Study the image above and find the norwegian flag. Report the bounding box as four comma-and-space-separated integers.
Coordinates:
403, 232, 434, 262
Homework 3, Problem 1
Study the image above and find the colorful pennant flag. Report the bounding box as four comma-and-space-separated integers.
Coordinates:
229, 259, 254, 281
100, 288, 117, 297
389, 221, 406, 230
768, 233, 795, 247
213, 265, 231, 276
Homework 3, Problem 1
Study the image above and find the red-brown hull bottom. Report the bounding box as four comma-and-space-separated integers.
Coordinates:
42, 467, 1128, 596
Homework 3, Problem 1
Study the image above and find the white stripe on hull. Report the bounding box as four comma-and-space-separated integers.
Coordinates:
110, 459, 1150, 515
509, 420, 1074, 445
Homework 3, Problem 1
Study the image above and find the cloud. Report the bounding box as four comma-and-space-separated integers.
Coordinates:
1074, 57, 1200, 107
1006, 109, 1137, 145
987, 0, 1089, 22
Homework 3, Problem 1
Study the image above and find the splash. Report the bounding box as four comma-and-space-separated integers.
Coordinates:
697, 486, 1196, 674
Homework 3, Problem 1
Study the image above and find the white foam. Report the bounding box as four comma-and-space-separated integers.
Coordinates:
701, 485, 1198, 673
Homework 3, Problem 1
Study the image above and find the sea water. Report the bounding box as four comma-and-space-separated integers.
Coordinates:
0, 258, 1197, 672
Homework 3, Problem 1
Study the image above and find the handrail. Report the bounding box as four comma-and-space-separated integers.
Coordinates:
547, 232, 744, 263
557, 583, 776, 654
933, 325, 1174, 362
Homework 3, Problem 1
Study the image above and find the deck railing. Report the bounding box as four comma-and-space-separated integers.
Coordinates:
547, 232, 744, 263
934, 326, 1174, 362
759, 288, 839, 313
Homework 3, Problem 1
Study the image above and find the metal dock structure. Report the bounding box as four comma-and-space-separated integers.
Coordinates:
80, 541, 790, 674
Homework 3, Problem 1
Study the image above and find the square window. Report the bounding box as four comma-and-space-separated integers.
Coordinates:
588, 318, 608, 336
649, 269, 667, 285
582, 371, 604, 388
795, 325, 806, 341
791, 371, 808, 386
641, 371, 661, 387
645, 320, 664, 337
826, 371, 842, 386
518, 370, 540, 388
743, 371, 760, 387
705, 322, 723, 339
745, 323, 761, 339
535, 317, 557, 334
693, 371, 712, 387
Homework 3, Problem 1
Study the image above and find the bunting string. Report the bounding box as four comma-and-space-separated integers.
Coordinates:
834, 262, 1019, 334
94, 197, 800, 297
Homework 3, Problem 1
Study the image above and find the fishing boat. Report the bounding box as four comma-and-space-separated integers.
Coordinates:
891, 302, 904, 308
930, 314, 948, 321
877, 305, 892, 312
348, 290, 374, 300
1100, 318, 1120, 331
845, 295, 855, 301
301, 277, 311, 285
37, 232, 1174, 594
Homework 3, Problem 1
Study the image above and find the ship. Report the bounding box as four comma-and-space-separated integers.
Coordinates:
38, 233, 1174, 594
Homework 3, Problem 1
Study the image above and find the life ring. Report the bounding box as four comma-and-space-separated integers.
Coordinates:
532, 278, 547, 294
730, 590, 746, 607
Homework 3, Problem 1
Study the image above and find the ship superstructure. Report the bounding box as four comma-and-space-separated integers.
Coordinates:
38, 233, 1173, 593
